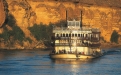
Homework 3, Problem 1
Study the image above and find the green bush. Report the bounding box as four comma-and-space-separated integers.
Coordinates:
0, 28, 10, 42
1, 14, 25, 42
12, 25, 25, 42
7, 14, 16, 27
28, 22, 53, 42
110, 30, 119, 43
28, 23, 45, 41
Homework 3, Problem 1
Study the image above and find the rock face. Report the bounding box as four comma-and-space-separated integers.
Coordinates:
0, 0, 6, 27
0, 0, 121, 45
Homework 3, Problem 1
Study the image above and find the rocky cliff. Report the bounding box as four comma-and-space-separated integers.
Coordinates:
0, 0, 6, 27
0, 0, 121, 48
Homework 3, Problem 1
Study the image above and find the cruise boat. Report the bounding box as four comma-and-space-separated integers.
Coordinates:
49, 11, 103, 59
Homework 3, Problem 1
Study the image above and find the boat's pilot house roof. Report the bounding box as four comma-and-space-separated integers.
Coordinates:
67, 19, 80, 29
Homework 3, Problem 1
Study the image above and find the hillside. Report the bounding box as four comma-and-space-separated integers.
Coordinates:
0, 0, 121, 49
0, 0, 6, 27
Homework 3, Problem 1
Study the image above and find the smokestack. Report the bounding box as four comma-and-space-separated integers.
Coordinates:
66, 10, 68, 27
80, 11, 82, 28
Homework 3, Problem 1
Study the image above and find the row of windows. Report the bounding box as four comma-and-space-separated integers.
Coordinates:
68, 21, 80, 26
58, 40, 81, 43
55, 33, 99, 38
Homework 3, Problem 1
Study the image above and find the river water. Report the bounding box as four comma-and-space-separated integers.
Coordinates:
0, 49, 121, 75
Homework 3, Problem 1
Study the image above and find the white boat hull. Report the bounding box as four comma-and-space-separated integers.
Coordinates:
49, 54, 101, 59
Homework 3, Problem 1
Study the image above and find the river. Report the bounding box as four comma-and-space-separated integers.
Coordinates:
0, 49, 121, 75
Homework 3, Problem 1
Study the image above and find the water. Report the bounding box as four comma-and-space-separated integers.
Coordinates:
0, 49, 121, 75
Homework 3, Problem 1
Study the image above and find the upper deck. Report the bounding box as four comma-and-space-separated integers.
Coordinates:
53, 26, 100, 34
53, 20, 100, 34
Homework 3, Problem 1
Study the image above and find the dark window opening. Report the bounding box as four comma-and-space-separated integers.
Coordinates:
75, 34, 77, 37
57, 34, 59, 37
63, 34, 65, 37
69, 34, 71, 37
78, 34, 80, 37
72, 34, 74, 37
66, 34, 68, 37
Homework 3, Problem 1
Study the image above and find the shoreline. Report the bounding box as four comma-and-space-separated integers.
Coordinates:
0, 43, 121, 50
100, 43, 121, 50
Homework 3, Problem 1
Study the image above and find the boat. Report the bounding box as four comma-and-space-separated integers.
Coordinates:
49, 11, 103, 59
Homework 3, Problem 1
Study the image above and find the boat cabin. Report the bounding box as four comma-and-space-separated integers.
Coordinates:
51, 19, 101, 56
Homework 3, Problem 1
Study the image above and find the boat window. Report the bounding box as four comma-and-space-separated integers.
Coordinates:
76, 22, 79, 26
68, 22, 71, 26
91, 34, 93, 38
78, 34, 80, 37
66, 34, 68, 37
81, 34, 82, 37
81, 34, 83, 37
69, 34, 71, 37
63, 34, 65, 37
69, 22, 71, 26
75, 34, 77, 37
57, 34, 59, 37
70, 22, 72, 26
71, 22, 74, 26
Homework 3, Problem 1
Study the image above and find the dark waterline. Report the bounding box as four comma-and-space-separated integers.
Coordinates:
0, 49, 121, 75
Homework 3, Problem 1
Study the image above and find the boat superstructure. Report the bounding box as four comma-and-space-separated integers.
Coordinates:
50, 11, 102, 59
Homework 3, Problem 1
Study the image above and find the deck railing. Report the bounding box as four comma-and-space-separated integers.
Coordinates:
53, 27, 100, 32
54, 37, 99, 42
55, 43, 100, 47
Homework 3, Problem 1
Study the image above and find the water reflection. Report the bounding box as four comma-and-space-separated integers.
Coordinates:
51, 59, 98, 75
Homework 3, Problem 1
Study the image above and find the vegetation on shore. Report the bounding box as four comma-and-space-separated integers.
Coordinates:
101, 30, 121, 49
0, 13, 55, 49
28, 22, 53, 47
110, 30, 119, 44
0, 14, 26, 48
0, 13, 121, 49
